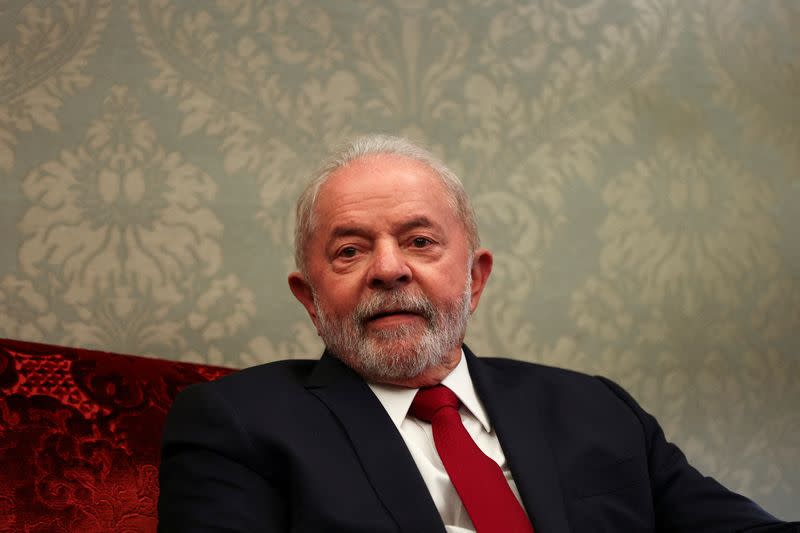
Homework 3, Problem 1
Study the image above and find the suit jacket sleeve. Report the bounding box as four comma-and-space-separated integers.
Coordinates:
597, 377, 794, 533
158, 382, 288, 532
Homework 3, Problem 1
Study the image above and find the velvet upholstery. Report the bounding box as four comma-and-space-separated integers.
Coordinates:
0, 338, 234, 532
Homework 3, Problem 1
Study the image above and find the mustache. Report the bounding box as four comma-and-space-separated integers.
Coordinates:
353, 290, 437, 324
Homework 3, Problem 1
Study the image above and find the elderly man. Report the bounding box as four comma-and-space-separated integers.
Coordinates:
158, 135, 794, 532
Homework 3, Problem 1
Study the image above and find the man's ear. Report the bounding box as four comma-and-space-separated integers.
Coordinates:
288, 272, 320, 330
468, 248, 493, 313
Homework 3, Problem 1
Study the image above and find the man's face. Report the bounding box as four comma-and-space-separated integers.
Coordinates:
289, 153, 492, 385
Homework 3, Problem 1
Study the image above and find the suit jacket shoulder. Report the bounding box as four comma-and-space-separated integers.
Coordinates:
159, 355, 444, 532
466, 351, 790, 533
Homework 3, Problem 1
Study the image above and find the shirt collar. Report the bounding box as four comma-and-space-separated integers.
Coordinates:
368, 349, 492, 433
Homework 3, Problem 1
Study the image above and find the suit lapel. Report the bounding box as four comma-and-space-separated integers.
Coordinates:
306, 352, 445, 533
465, 346, 573, 533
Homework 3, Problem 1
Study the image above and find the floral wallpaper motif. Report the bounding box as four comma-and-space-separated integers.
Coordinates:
0, 1, 111, 172
1, 0, 798, 520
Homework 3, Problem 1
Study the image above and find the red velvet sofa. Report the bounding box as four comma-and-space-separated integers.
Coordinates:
0, 338, 234, 532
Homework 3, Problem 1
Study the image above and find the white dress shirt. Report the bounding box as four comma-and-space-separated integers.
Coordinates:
368, 351, 525, 533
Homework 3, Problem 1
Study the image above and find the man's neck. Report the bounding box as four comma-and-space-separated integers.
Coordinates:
378, 347, 462, 389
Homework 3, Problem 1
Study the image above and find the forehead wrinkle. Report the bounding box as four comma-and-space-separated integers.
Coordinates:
328, 215, 443, 241
329, 224, 372, 240
395, 216, 440, 235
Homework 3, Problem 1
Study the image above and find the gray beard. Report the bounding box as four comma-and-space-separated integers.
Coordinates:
313, 278, 472, 383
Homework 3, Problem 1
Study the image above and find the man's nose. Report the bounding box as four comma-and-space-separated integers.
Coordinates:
368, 242, 412, 290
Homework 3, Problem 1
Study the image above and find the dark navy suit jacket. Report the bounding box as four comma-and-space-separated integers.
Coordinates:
158, 346, 794, 532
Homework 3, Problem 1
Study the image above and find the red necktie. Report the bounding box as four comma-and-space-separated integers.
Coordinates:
410, 385, 535, 533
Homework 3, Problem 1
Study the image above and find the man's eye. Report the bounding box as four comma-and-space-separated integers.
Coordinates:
411, 237, 431, 248
339, 246, 358, 258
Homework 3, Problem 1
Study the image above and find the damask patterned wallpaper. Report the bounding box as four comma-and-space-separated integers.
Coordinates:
1, 0, 798, 519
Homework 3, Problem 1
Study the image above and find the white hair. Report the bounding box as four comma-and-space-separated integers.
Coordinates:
293, 134, 479, 273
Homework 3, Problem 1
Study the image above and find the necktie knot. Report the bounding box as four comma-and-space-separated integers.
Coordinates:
410, 385, 460, 422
